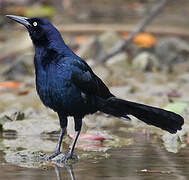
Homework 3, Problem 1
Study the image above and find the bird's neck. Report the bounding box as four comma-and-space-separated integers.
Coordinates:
34, 37, 72, 55
34, 38, 75, 67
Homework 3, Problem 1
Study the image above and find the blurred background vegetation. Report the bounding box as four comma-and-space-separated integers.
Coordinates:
0, 0, 189, 25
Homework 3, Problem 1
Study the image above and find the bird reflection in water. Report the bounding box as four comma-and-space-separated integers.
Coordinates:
54, 164, 76, 180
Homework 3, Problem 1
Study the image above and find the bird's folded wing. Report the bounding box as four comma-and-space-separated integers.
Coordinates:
71, 59, 113, 99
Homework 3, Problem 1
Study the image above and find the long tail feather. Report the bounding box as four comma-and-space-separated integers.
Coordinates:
99, 97, 184, 134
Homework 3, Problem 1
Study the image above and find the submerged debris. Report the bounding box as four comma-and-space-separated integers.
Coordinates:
5, 150, 45, 168
136, 169, 173, 174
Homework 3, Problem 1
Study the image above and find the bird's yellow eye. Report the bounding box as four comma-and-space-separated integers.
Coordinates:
33, 22, 37, 26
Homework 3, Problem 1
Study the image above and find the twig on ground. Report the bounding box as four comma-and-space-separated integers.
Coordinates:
136, 169, 173, 174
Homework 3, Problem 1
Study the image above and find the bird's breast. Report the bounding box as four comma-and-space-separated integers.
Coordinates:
35, 63, 90, 115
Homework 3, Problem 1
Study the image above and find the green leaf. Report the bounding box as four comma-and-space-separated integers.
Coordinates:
164, 102, 188, 115
24, 6, 55, 18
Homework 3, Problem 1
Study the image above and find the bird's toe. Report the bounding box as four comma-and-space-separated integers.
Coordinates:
56, 152, 78, 164
45, 151, 61, 161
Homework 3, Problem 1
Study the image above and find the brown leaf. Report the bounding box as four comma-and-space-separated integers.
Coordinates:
17, 90, 29, 96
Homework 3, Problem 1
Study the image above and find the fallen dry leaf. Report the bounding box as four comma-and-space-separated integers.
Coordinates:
17, 90, 29, 96
74, 36, 89, 45
133, 33, 156, 48
121, 32, 129, 39
0, 81, 20, 89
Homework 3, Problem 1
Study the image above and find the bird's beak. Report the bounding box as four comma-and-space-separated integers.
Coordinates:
6, 15, 31, 28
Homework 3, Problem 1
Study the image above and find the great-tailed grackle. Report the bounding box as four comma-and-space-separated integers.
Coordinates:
6, 15, 184, 162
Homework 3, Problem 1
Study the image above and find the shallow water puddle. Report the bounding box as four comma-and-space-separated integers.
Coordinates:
0, 132, 188, 180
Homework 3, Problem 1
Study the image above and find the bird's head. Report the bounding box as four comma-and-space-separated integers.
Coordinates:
6, 15, 63, 47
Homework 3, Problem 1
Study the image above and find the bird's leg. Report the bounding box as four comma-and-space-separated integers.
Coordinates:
46, 115, 67, 161
58, 130, 80, 163
58, 117, 82, 163
46, 127, 66, 161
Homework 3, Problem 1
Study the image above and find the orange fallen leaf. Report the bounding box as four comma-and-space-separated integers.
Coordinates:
0, 81, 20, 89
69, 133, 105, 141
74, 36, 88, 44
133, 33, 156, 48
121, 32, 129, 39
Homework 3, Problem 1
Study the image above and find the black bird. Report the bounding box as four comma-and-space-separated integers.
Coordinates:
6, 15, 184, 162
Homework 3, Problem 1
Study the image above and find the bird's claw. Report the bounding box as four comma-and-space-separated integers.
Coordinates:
56, 152, 78, 164
45, 151, 61, 161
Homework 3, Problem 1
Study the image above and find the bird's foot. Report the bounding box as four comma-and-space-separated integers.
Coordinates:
45, 150, 61, 161
56, 152, 78, 164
